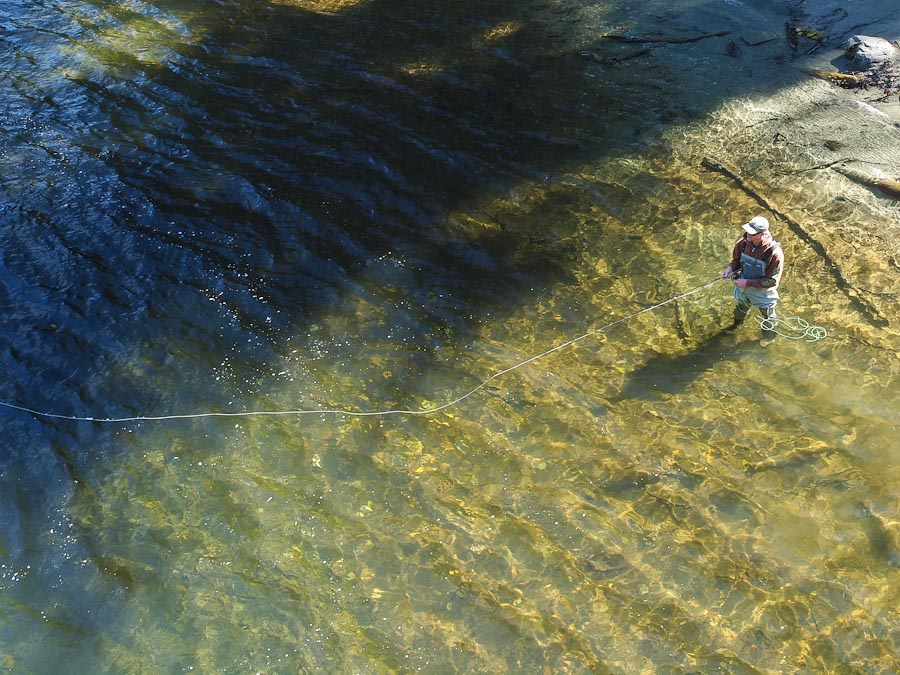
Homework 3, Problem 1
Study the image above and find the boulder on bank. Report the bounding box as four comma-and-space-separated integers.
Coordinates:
841, 35, 898, 71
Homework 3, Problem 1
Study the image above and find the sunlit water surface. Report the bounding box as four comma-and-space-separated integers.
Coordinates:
1, 0, 899, 673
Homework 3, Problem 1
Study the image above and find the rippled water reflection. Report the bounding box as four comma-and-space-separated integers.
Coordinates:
1, 0, 899, 672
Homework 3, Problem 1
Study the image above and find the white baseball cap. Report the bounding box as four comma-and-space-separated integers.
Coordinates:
742, 216, 770, 234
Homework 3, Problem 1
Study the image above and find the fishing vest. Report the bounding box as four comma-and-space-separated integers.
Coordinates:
738, 242, 781, 304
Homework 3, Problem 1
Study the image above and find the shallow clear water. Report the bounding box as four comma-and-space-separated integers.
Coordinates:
1, 0, 899, 673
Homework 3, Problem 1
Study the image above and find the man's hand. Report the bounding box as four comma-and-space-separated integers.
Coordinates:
732, 278, 749, 289
721, 266, 733, 280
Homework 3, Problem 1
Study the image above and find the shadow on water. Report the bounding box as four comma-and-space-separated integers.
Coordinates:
611, 322, 751, 403
0, 0, 815, 423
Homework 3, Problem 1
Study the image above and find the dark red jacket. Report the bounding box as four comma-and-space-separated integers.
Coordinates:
729, 235, 784, 289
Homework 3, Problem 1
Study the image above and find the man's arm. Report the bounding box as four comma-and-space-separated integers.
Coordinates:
722, 240, 744, 278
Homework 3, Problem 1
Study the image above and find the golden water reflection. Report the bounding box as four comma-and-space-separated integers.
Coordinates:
75, 146, 900, 673
5, 0, 898, 669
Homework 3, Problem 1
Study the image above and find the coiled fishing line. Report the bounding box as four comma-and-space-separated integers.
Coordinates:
754, 314, 827, 342
0, 278, 825, 424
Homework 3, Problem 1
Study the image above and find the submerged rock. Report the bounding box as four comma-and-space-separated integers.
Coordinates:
841, 35, 898, 71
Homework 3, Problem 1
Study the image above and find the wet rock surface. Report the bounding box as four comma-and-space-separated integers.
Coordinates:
842, 35, 898, 71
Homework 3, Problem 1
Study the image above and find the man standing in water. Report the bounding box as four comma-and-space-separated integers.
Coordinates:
721, 216, 784, 344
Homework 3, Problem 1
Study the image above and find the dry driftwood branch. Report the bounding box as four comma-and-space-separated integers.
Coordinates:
701, 156, 889, 327
799, 67, 863, 86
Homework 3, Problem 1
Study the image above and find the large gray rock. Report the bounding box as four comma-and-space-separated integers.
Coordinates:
842, 35, 898, 71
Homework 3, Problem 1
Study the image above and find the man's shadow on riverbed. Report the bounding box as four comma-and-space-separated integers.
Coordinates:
610, 320, 753, 403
